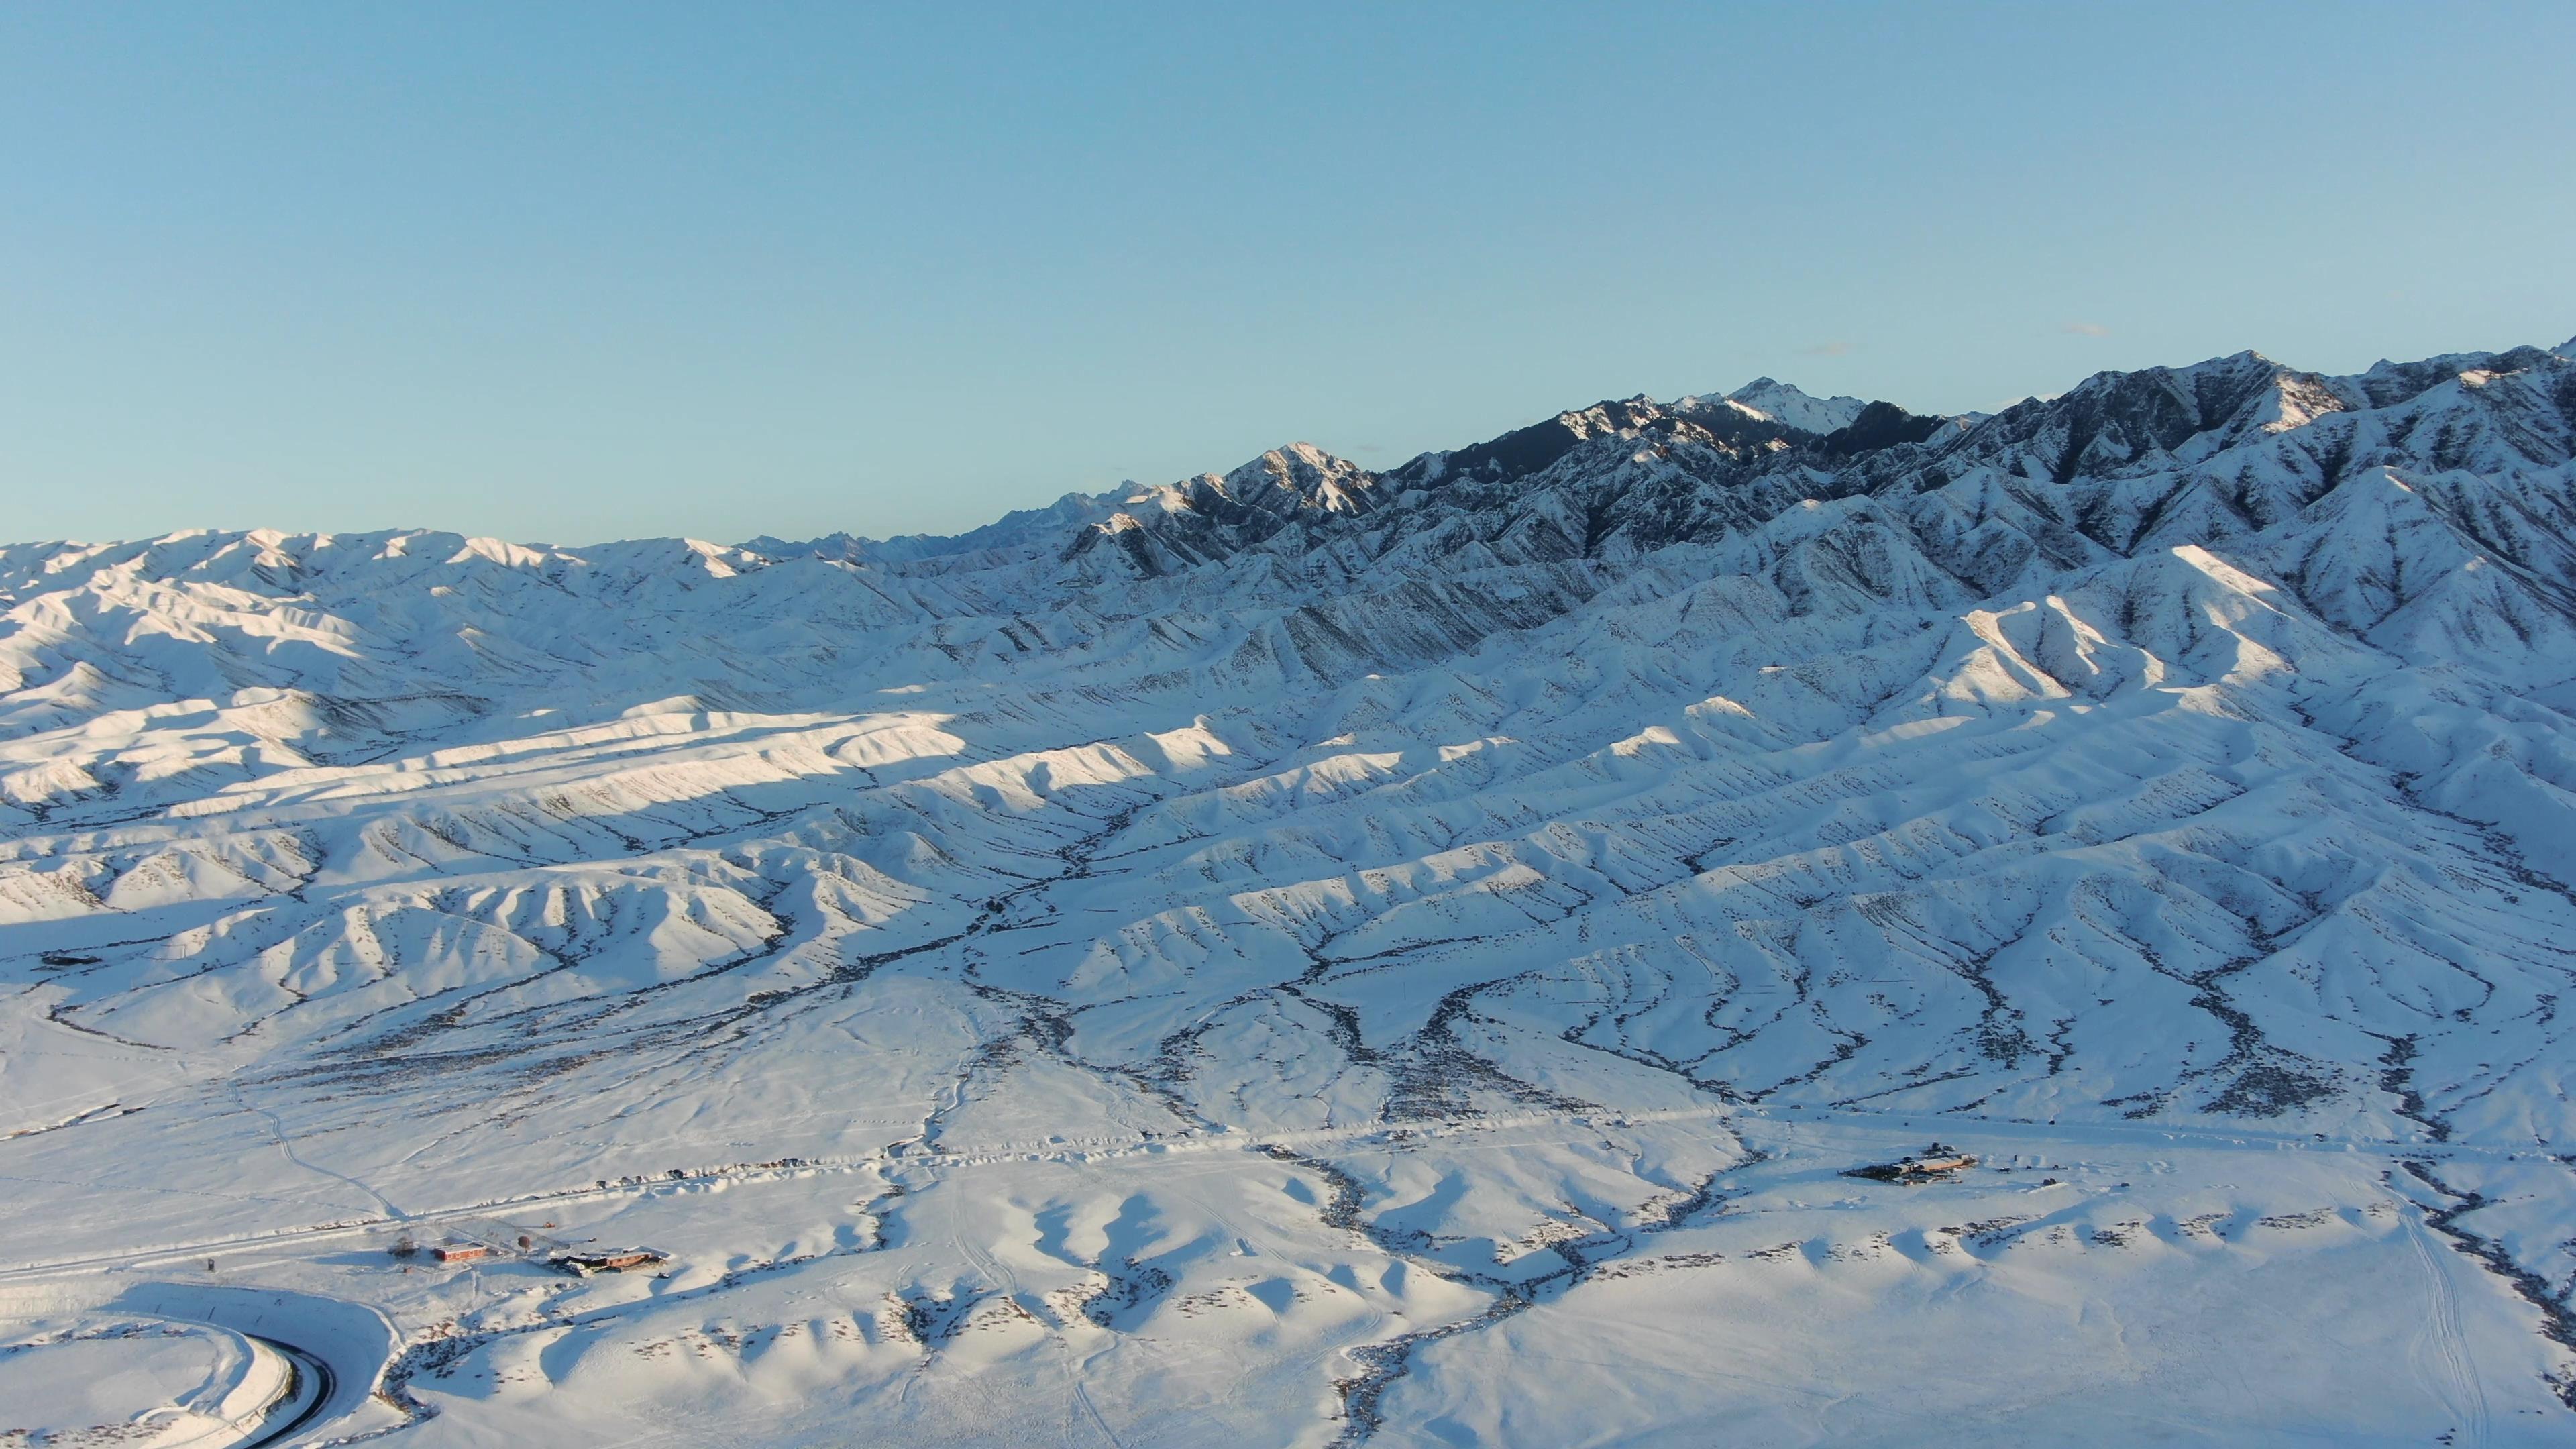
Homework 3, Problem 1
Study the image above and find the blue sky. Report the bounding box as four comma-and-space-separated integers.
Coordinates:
4, 3, 2571, 546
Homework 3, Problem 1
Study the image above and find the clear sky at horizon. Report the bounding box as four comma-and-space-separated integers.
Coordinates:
5, 2, 2571, 547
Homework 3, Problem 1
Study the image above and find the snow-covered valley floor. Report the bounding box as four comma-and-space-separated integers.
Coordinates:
5, 1100, 2564, 1446
7, 343, 2576, 1444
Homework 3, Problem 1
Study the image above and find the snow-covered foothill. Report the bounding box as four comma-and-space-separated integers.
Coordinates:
5, 335, 2576, 1444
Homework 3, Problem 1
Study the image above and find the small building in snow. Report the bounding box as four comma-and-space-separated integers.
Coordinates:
550, 1248, 669, 1276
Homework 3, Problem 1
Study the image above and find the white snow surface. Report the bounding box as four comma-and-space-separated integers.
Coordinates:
6, 339, 2576, 1444
1709, 377, 1872, 434
0, 1316, 294, 1446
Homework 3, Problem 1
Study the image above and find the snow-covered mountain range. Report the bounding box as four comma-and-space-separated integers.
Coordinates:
6, 338, 2576, 1446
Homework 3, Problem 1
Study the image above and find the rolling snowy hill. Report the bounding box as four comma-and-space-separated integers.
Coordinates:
5, 339, 2576, 1446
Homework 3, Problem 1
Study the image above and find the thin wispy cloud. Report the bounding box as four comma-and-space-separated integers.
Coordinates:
2062, 322, 2111, 337
1796, 340, 1857, 357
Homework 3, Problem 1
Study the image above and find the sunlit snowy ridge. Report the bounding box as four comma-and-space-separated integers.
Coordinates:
5, 344, 2576, 1446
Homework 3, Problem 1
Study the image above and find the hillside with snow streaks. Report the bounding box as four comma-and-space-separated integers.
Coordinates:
5, 339, 2576, 1446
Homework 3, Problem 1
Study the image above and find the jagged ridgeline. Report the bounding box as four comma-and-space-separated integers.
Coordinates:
5, 339, 2576, 1438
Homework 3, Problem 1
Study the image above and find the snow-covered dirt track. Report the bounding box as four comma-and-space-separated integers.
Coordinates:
6, 346, 2576, 1444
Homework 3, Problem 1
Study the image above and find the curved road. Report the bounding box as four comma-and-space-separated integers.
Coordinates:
241, 1337, 337, 1449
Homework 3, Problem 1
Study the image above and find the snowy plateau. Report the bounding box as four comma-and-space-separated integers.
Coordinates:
5, 345, 2576, 1448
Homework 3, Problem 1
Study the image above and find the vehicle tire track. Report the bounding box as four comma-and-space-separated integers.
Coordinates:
2408, 1208, 2490, 1448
